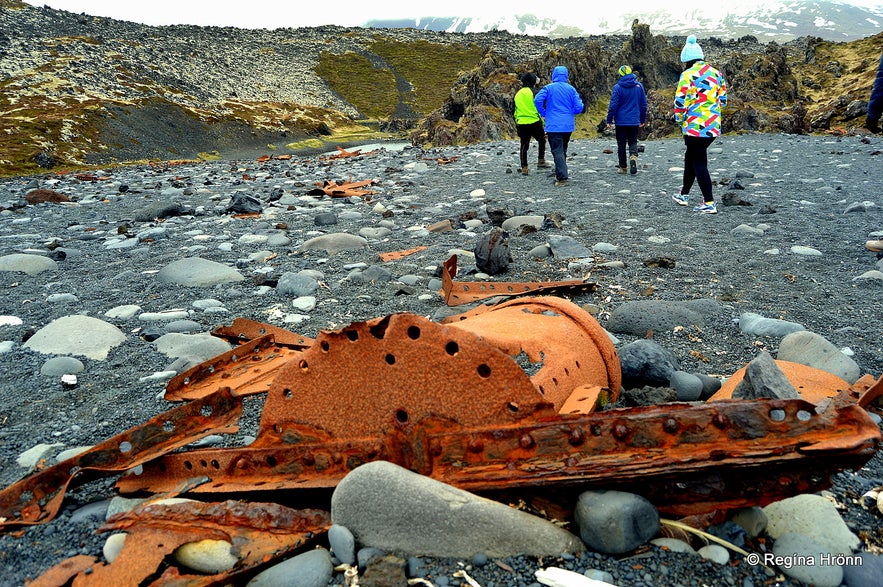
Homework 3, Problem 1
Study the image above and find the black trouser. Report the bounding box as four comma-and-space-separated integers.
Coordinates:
517, 121, 546, 168
615, 125, 639, 168
682, 135, 716, 202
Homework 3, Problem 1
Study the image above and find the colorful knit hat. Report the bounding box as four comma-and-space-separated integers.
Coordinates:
680, 35, 705, 62
618, 65, 632, 76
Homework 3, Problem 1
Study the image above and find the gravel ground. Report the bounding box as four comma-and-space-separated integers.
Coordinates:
0, 133, 881, 586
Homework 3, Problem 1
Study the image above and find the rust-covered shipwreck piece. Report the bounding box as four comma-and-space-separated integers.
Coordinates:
1, 297, 881, 535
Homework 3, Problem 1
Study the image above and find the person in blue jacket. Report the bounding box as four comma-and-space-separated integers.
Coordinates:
866, 49, 883, 133
606, 65, 647, 174
534, 66, 584, 186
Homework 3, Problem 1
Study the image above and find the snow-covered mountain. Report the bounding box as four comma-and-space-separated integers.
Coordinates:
365, 1, 883, 41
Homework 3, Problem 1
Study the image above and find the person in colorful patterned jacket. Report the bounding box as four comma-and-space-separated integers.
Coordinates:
671, 35, 728, 214
513, 72, 551, 175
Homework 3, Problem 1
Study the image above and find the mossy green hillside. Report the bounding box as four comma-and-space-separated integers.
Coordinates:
317, 36, 485, 121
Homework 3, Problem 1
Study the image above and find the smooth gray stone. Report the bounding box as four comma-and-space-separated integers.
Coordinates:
0, 253, 57, 276
842, 551, 883, 587
772, 533, 843, 587
607, 299, 720, 335
574, 490, 660, 554
277, 270, 319, 296
156, 257, 244, 287
737, 312, 804, 336
297, 233, 368, 254
328, 524, 356, 565
246, 548, 334, 587
23, 315, 126, 360
668, 370, 703, 401
777, 330, 861, 384
331, 461, 583, 558
40, 356, 85, 376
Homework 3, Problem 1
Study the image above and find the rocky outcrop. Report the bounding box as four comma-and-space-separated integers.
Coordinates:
412, 22, 874, 146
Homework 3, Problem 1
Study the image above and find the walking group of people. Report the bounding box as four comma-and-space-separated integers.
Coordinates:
517, 36, 883, 215
512, 35, 728, 214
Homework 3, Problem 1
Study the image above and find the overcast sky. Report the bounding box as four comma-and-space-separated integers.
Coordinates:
22, 1, 883, 29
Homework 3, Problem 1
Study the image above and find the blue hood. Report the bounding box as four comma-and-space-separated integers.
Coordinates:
617, 73, 638, 88
551, 66, 569, 83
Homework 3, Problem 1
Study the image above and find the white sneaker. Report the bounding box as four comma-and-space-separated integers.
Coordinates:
693, 201, 718, 214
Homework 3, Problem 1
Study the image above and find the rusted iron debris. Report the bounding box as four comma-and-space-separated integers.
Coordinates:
309, 178, 379, 199
29, 501, 330, 587
441, 254, 598, 305
0, 390, 241, 531
1, 296, 880, 584
319, 146, 377, 160
378, 245, 429, 262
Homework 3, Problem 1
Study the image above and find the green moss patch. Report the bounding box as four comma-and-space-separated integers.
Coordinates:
316, 37, 485, 122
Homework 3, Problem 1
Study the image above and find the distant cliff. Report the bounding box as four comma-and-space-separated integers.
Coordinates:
0, 1, 880, 176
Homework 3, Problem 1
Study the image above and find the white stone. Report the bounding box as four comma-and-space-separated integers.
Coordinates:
23, 315, 126, 360
103, 533, 127, 563
17, 442, 63, 469
104, 305, 141, 320
173, 539, 238, 574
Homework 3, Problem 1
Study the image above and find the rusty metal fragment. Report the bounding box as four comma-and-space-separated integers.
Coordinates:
423, 156, 460, 164
319, 146, 377, 160
0, 389, 242, 531
311, 178, 378, 198
441, 254, 597, 305
164, 334, 306, 402
256, 154, 293, 161
26, 555, 97, 587
210, 317, 314, 347
440, 296, 621, 410
378, 246, 428, 262
30, 501, 329, 587
162, 319, 312, 402
849, 372, 883, 408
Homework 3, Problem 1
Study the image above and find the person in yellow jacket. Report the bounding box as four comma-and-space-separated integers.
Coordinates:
513, 72, 551, 175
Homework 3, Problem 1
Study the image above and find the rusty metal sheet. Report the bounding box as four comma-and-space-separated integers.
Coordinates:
379, 246, 428, 262
423, 156, 460, 164
441, 296, 621, 410
0, 389, 242, 530
422, 397, 880, 515
118, 395, 881, 516
164, 334, 305, 402
441, 255, 597, 305
319, 146, 377, 160
30, 501, 329, 587
848, 372, 883, 408
311, 178, 378, 198
255, 311, 557, 440
210, 317, 314, 347
26, 555, 98, 587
